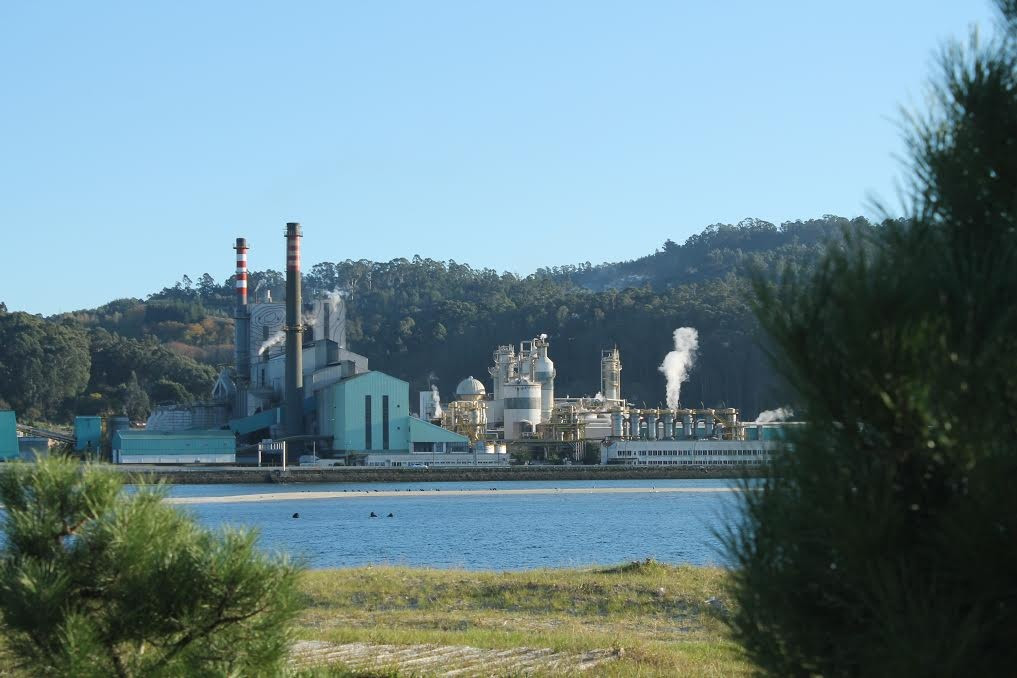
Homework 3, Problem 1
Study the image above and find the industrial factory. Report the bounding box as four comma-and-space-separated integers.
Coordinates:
420, 334, 795, 467
111, 223, 501, 467
1, 222, 797, 469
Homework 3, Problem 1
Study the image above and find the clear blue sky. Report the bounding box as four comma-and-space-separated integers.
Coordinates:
0, 1, 999, 316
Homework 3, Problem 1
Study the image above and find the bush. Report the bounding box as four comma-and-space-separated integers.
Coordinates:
724, 4, 1017, 676
0, 456, 302, 676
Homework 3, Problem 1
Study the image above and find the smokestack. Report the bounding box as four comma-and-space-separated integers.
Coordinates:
284, 222, 304, 436
233, 237, 250, 418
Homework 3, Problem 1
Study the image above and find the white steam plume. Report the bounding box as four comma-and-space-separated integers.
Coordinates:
431, 385, 443, 419
755, 407, 793, 423
658, 327, 699, 409
259, 329, 285, 356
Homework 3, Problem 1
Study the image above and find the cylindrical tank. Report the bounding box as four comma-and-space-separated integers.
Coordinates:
533, 339, 555, 423
611, 411, 624, 437
647, 412, 658, 440
503, 378, 541, 441
663, 413, 674, 439
629, 412, 641, 439
704, 409, 716, 437
600, 348, 622, 402
487, 346, 514, 425
681, 410, 693, 438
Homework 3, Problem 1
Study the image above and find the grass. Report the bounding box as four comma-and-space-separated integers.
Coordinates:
0, 561, 749, 676
293, 559, 750, 676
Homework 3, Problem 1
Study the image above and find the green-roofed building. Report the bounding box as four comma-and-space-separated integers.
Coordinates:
113, 429, 236, 464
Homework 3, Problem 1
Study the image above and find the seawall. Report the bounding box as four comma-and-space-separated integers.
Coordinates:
114, 465, 765, 484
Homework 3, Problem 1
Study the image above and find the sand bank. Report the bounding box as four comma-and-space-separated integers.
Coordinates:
166, 485, 739, 505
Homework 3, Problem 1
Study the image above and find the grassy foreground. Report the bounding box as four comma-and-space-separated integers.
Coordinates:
294, 560, 749, 676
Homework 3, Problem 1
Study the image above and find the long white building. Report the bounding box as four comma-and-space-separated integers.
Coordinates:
601, 439, 779, 466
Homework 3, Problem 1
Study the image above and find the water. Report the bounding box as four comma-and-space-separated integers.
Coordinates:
165, 479, 746, 570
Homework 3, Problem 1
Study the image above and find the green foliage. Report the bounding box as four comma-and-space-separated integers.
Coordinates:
724, 4, 1017, 675
0, 312, 91, 420
0, 456, 302, 677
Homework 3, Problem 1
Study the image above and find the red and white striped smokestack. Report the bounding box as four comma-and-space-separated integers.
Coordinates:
233, 237, 251, 418
235, 238, 249, 306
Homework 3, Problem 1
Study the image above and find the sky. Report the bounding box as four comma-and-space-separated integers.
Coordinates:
0, 1, 1000, 316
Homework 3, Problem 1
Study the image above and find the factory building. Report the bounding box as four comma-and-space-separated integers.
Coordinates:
113, 430, 237, 464
600, 422, 801, 466
215, 223, 493, 467
0, 411, 17, 461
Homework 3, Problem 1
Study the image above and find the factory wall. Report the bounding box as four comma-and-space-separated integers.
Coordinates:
114, 430, 236, 464
0, 411, 17, 461
328, 371, 410, 454
74, 416, 102, 453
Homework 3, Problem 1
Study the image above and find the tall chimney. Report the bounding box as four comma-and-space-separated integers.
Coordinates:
284, 222, 304, 436
233, 237, 250, 418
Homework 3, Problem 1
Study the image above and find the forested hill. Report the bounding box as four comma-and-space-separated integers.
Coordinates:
0, 215, 876, 424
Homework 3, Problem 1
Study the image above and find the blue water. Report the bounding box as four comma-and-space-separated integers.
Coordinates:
166, 479, 745, 570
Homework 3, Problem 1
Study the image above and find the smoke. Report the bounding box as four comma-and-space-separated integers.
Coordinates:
594, 391, 604, 402
658, 327, 699, 409
431, 385, 443, 419
258, 329, 285, 356
755, 407, 793, 423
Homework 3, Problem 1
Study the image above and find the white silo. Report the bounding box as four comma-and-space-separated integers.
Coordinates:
533, 335, 555, 422
503, 377, 541, 441
601, 348, 622, 403
487, 345, 514, 426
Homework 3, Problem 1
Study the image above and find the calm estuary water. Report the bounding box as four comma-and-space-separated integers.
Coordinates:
165, 479, 745, 570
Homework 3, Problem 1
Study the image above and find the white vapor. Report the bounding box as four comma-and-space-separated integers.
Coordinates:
658, 327, 699, 409
755, 407, 793, 423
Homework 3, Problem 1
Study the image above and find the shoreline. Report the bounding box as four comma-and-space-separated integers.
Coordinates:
166, 485, 741, 505
115, 465, 763, 485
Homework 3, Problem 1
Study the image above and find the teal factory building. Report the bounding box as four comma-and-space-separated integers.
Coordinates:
316, 371, 477, 466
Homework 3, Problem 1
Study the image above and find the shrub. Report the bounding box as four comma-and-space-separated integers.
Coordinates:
724, 3, 1017, 675
0, 456, 302, 676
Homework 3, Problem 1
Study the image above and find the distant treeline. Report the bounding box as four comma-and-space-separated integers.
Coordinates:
0, 215, 880, 423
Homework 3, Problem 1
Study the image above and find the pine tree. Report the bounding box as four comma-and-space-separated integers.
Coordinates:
0, 456, 302, 676
724, 2, 1017, 675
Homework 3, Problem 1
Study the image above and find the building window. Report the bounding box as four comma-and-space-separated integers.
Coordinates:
382, 395, 390, 450
365, 395, 372, 450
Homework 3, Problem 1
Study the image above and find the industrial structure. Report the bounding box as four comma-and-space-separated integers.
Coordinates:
436, 334, 798, 465
107, 222, 501, 467
1, 222, 794, 469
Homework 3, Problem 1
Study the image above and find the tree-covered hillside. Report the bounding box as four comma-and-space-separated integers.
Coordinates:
0, 215, 875, 424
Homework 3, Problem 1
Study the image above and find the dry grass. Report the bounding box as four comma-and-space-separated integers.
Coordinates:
294, 560, 750, 676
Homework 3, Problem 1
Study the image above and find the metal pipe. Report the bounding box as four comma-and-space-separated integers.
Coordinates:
233, 237, 250, 418
284, 222, 304, 437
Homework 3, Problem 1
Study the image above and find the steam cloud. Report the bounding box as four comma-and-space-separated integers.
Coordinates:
658, 327, 699, 409
755, 407, 793, 423
431, 385, 443, 419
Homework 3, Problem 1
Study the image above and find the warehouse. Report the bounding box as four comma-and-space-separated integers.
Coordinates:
113, 430, 236, 464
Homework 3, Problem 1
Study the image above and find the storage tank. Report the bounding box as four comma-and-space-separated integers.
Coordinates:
455, 376, 487, 402
646, 412, 658, 440
611, 411, 625, 437
629, 412, 641, 439
487, 345, 514, 425
663, 412, 674, 439
533, 337, 555, 422
600, 348, 622, 402
679, 410, 693, 438
503, 378, 541, 441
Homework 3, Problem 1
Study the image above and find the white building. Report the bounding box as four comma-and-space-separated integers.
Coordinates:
600, 438, 781, 467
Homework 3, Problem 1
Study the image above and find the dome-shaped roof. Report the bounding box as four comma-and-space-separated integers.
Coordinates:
456, 376, 487, 400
